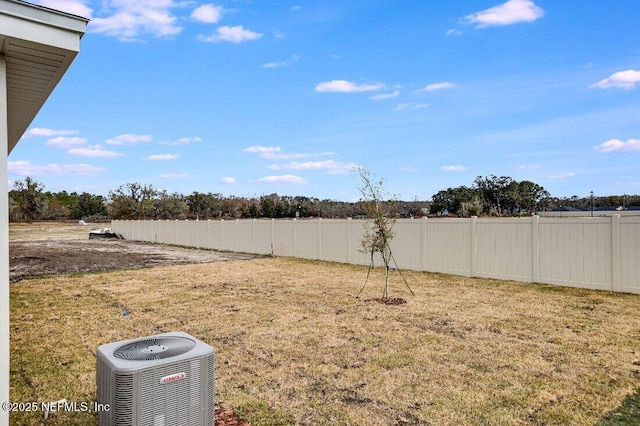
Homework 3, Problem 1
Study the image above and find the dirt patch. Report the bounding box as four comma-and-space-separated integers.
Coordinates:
9, 237, 263, 283
216, 404, 250, 426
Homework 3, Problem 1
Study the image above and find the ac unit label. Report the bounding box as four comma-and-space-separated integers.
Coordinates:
160, 372, 186, 384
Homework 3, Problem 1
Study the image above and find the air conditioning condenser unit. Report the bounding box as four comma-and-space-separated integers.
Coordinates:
96, 331, 214, 426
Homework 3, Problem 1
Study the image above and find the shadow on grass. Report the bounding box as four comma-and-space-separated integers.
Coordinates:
596, 389, 640, 425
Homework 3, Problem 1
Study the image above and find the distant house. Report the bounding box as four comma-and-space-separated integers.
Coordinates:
595, 205, 618, 211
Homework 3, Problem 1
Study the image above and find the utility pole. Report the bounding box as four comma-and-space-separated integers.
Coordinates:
590, 191, 594, 217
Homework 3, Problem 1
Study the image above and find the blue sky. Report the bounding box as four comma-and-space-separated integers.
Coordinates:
8, 0, 640, 201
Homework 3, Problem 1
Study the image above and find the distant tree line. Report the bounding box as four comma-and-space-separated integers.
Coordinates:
9, 177, 108, 222
7, 176, 640, 222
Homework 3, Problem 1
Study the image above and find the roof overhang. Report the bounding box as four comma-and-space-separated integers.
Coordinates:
0, 0, 88, 153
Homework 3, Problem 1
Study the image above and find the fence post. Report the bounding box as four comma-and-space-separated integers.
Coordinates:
271, 218, 275, 256
470, 216, 477, 277
235, 219, 239, 252
195, 219, 199, 249
292, 218, 297, 257
317, 218, 322, 260
532, 215, 540, 283
252, 219, 256, 253
612, 214, 620, 292
347, 218, 352, 263
422, 216, 428, 272
220, 219, 224, 250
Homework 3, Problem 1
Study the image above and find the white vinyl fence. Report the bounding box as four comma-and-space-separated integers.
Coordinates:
111, 216, 640, 295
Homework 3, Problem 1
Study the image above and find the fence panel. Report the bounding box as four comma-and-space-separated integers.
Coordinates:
320, 219, 350, 263
273, 220, 294, 257
174, 221, 187, 246
424, 219, 471, 276
253, 220, 273, 255
538, 218, 612, 291
350, 219, 377, 266
207, 220, 222, 250
294, 220, 319, 260
619, 217, 640, 294
389, 220, 423, 271
220, 220, 238, 252
111, 216, 639, 295
475, 218, 532, 281
184, 221, 197, 247
195, 221, 209, 249
155, 220, 168, 244
236, 220, 254, 253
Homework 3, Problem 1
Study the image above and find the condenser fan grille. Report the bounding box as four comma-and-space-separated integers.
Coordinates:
113, 336, 197, 361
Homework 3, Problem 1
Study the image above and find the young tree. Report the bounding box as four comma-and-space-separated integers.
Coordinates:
356, 166, 413, 300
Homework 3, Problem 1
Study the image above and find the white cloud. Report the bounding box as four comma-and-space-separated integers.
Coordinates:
263, 55, 301, 69
220, 177, 236, 184
589, 70, 640, 90
45, 137, 87, 148
393, 102, 428, 111
548, 172, 575, 179
244, 146, 334, 160
265, 152, 333, 160
463, 0, 544, 28
517, 164, 541, 170
143, 153, 179, 160
258, 175, 306, 184
25, 128, 78, 137
243, 146, 281, 154
291, 5, 301, 11
90, 0, 182, 41
198, 25, 263, 43
161, 137, 202, 146
594, 138, 640, 153
34, 0, 92, 18
446, 28, 463, 36
105, 133, 152, 145
191, 4, 223, 23
8, 160, 104, 176
370, 90, 400, 100
419, 82, 456, 92
68, 145, 123, 158
315, 80, 384, 93
287, 160, 356, 174
441, 165, 469, 172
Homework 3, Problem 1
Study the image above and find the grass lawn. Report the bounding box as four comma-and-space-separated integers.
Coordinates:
9, 242, 640, 424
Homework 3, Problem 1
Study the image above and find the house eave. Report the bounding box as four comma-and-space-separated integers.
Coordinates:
0, 0, 88, 153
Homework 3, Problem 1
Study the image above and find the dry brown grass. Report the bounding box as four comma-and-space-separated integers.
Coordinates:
10, 250, 640, 425
9, 222, 92, 242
